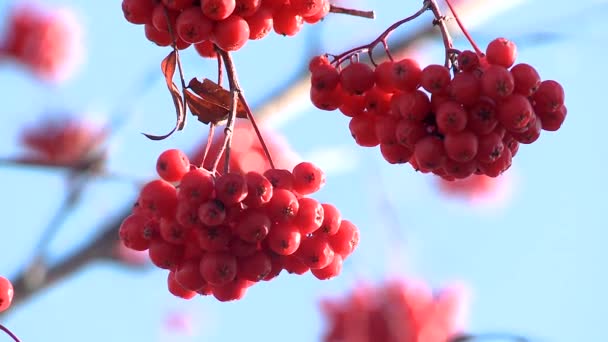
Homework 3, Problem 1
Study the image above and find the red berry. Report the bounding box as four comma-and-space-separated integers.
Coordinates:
168, 271, 197, 299
532, 80, 565, 113
266, 188, 299, 222
139, 180, 178, 219
457, 50, 479, 71
420, 64, 451, 94
349, 114, 379, 147
339, 62, 375, 95
476, 132, 504, 164
486, 37, 517, 68
122, 0, 156, 25
510, 63, 541, 97
178, 168, 215, 205
328, 220, 359, 257
144, 23, 172, 46
243, 171, 273, 208
310, 253, 342, 280
263, 169, 294, 190
292, 162, 326, 195
194, 40, 218, 58
467, 97, 498, 135
309, 55, 330, 73
302, 0, 330, 23
538, 104, 567, 131
175, 259, 207, 291
380, 144, 414, 164
266, 221, 302, 255
292, 0, 323, 17
198, 199, 227, 226
316, 203, 341, 236
196, 225, 232, 251
151, 4, 179, 33
234, 0, 261, 17
159, 217, 189, 245
273, 7, 303, 36
201, 0, 236, 20
436, 101, 468, 134
296, 235, 335, 269
480, 65, 515, 100
294, 197, 324, 235
215, 172, 248, 205
443, 130, 479, 162
0, 276, 14, 312
200, 252, 237, 286
245, 7, 273, 40
148, 239, 183, 269
311, 64, 340, 91
414, 135, 446, 171
497, 94, 534, 132
176, 7, 214, 44
448, 71, 481, 106
237, 251, 272, 281
235, 209, 271, 243
389, 58, 421, 91
163, 0, 195, 11
214, 15, 249, 51
156, 149, 190, 183
119, 214, 152, 251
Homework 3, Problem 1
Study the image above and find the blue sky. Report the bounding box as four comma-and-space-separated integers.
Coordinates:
0, 1, 606, 341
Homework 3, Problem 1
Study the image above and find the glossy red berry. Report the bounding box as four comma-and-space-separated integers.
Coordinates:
200, 252, 238, 286
201, 0, 236, 20
0, 276, 14, 312
176, 7, 214, 44
168, 271, 197, 299
292, 162, 326, 195
156, 149, 190, 183
213, 15, 250, 51
486, 37, 517, 68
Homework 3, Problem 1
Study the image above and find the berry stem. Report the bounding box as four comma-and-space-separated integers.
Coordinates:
329, 5, 375, 19
199, 122, 216, 169
215, 48, 276, 170
443, 0, 483, 55
216, 53, 223, 87
427, 0, 457, 69
331, 2, 430, 66
0, 324, 21, 342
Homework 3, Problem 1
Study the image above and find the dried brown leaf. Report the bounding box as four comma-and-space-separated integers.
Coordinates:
188, 78, 247, 120
142, 50, 186, 140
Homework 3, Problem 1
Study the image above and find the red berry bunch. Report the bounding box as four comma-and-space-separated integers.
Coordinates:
0, 3, 83, 82
121, 0, 332, 54
119, 148, 360, 302
320, 279, 465, 342
18, 116, 107, 167
309, 37, 566, 180
0, 276, 14, 313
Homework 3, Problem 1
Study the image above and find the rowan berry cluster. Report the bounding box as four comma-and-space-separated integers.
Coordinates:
0, 3, 82, 82
309, 37, 566, 180
119, 148, 359, 302
320, 279, 464, 342
0, 276, 13, 313
121, 0, 331, 55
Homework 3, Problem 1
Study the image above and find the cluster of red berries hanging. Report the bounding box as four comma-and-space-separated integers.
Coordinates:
119, 148, 359, 302
309, 37, 566, 180
121, 0, 332, 55
320, 279, 465, 342
0, 3, 83, 82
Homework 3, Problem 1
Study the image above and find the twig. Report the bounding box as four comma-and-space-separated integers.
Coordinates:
330, 2, 430, 66
0, 324, 21, 342
427, 0, 457, 68
443, 0, 483, 55
199, 122, 216, 169
329, 5, 375, 19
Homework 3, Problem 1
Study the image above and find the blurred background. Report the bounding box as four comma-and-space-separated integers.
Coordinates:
0, 0, 606, 341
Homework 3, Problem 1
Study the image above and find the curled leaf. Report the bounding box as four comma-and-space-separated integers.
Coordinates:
186, 78, 247, 124
142, 50, 186, 140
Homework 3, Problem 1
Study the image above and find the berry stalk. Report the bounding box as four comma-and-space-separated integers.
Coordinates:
0, 324, 21, 342
214, 47, 276, 171
331, 1, 430, 66
427, 0, 458, 69
199, 122, 216, 169
443, 0, 483, 55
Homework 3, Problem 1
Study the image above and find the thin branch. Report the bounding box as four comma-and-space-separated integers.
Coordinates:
428, 0, 457, 68
0, 324, 21, 342
443, 0, 483, 55
329, 5, 375, 19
